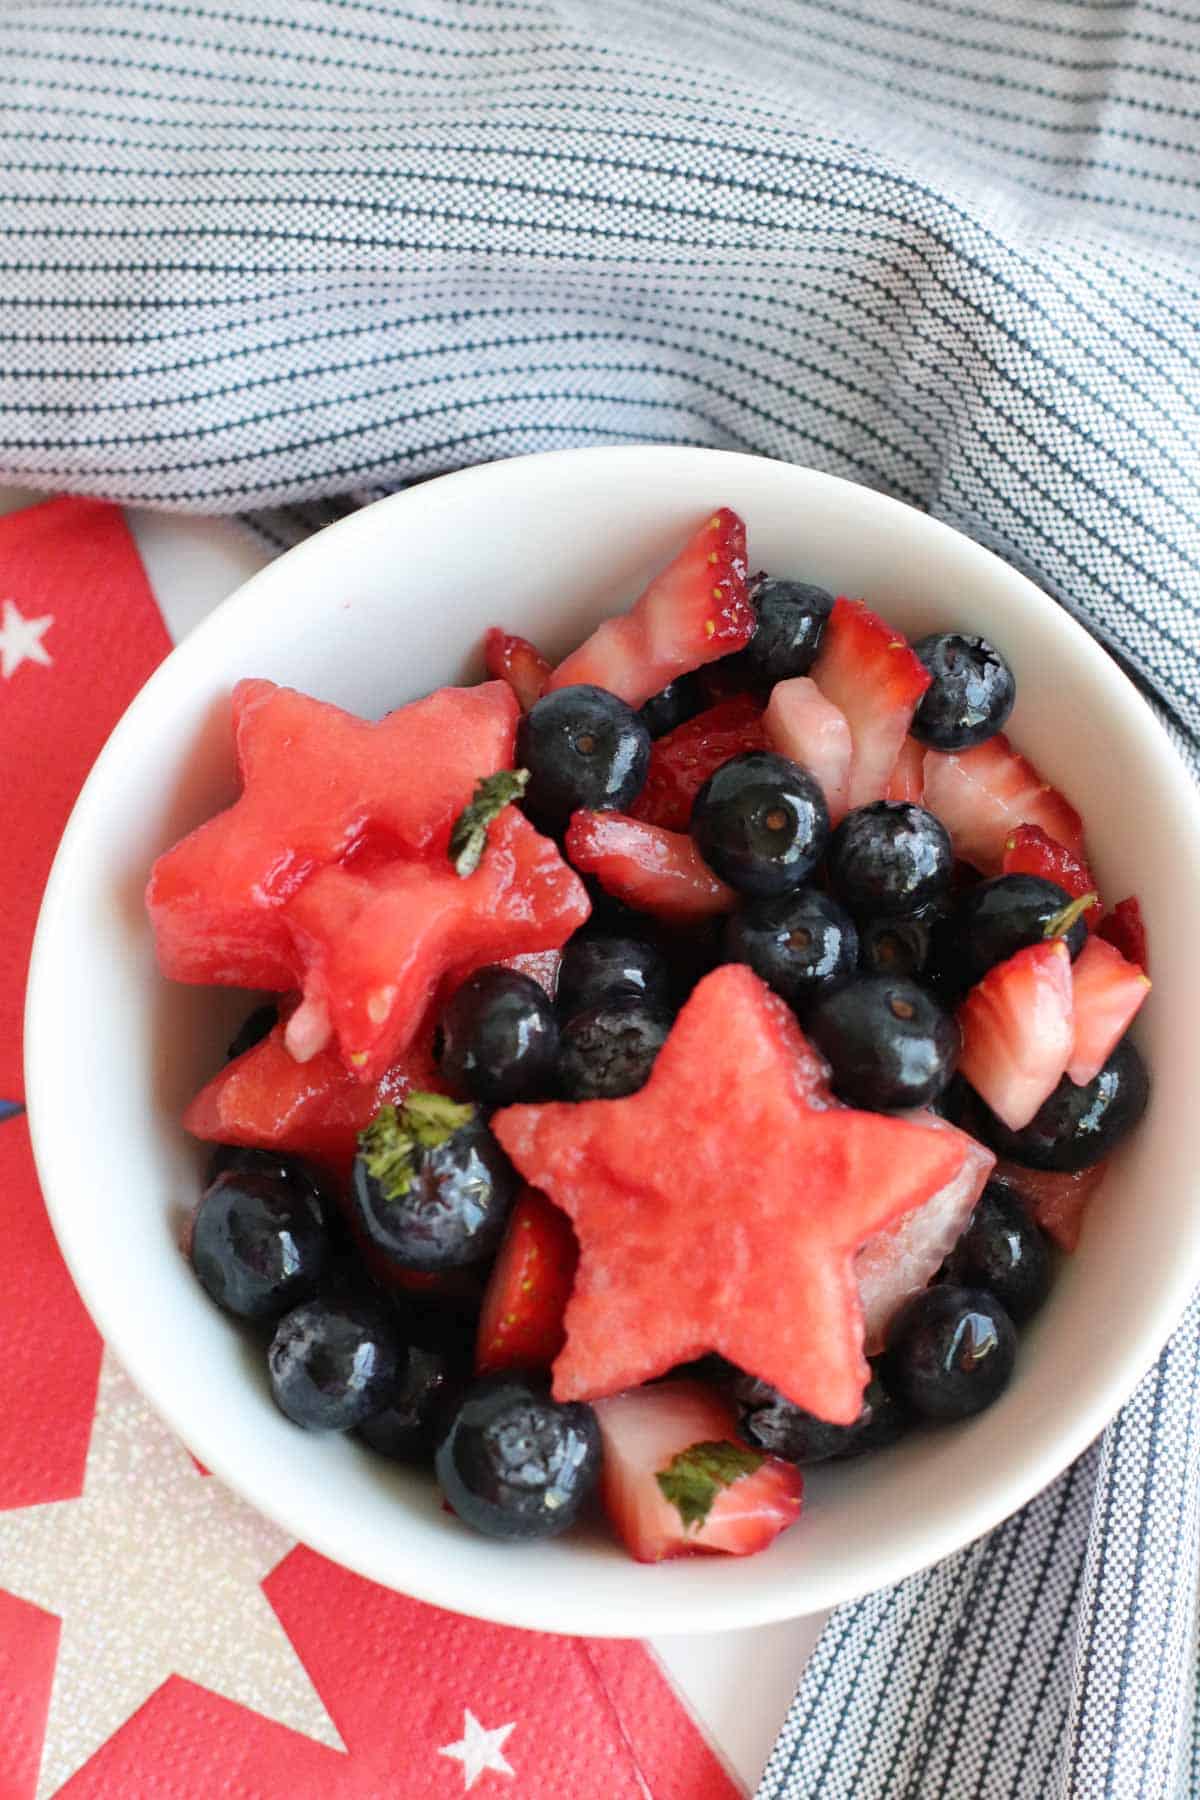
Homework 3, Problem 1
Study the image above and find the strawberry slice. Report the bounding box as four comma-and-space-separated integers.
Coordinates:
855, 1112, 995, 1352
475, 1187, 579, 1376
1098, 895, 1149, 972
764, 677, 852, 823
958, 939, 1074, 1131
809, 599, 931, 808
922, 734, 1084, 875
630, 694, 768, 831
566, 810, 738, 923
282, 808, 589, 1083
184, 1017, 444, 1184
548, 509, 753, 708
885, 736, 927, 804
483, 628, 552, 712
493, 965, 965, 1423
996, 1157, 1109, 1253
1066, 935, 1151, 1087
592, 1380, 803, 1563
1002, 824, 1100, 931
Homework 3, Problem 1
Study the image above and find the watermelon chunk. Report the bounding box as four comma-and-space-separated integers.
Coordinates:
493, 965, 966, 1424
548, 509, 753, 707
282, 808, 589, 1083
922, 734, 1084, 875
565, 810, 738, 923
810, 599, 931, 808
764, 677, 853, 824
147, 679, 519, 988
629, 694, 768, 831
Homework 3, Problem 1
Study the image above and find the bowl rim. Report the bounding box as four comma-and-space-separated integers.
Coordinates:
23, 444, 1200, 1635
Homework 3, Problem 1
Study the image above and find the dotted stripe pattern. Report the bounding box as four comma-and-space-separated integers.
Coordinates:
0, 8, 1198, 1790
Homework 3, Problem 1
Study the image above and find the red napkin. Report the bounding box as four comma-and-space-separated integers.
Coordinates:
0, 498, 740, 1800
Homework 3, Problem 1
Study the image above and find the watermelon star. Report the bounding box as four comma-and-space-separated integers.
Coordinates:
147, 677, 519, 989
493, 965, 968, 1424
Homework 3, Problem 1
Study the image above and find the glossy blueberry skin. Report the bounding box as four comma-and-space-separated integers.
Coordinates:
729, 1374, 866, 1464
721, 888, 858, 1013
226, 1002, 279, 1061
911, 633, 1016, 751
557, 995, 672, 1100
438, 967, 559, 1106
517, 684, 650, 833
951, 874, 1087, 987
691, 750, 830, 898
838, 1369, 912, 1458
976, 1037, 1150, 1172
436, 1375, 602, 1540
268, 1294, 401, 1431
828, 803, 954, 919
351, 1111, 518, 1271
944, 1179, 1052, 1323
805, 976, 960, 1111
359, 1340, 467, 1463
639, 672, 706, 738
556, 933, 672, 1016
741, 578, 835, 683
859, 907, 944, 984
884, 1285, 1017, 1421
191, 1167, 333, 1322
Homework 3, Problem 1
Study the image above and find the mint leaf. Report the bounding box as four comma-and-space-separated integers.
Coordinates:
655, 1439, 765, 1531
1044, 892, 1099, 940
449, 769, 531, 878
357, 1092, 476, 1200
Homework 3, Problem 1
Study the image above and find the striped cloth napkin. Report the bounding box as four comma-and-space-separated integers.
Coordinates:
2, 3, 1199, 1794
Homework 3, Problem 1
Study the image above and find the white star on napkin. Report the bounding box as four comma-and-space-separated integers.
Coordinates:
0, 597, 53, 679
438, 1708, 516, 1790
0, 1353, 344, 1797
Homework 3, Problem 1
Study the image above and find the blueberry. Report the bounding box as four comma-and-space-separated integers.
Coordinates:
859, 907, 944, 984
359, 1339, 468, 1463
951, 875, 1090, 986
884, 1286, 1016, 1421
741, 578, 834, 683
721, 888, 858, 1012
436, 1374, 602, 1540
557, 933, 671, 1016
557, 995, 672, 1100
728, 1373, 867, 1464
352, 1095, 518, 1270
975, 1036, 1149, 1172
191, 1167, 333, 1322
837, 1368, 912, 1458
517, 685, 650, 833
639, 672, 705, 738
226, 1002, 279, 1062
805, 976, 960, 1110
944, 1180, 1052, 1323
438, 968, 559, 1106
828, 803, 953, 919
204, 1143, 323, 1189
268, 1294, 401, 1431
911, 633, 1016, 751
691, 750, 829, 898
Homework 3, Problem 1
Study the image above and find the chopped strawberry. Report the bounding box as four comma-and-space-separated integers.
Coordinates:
958, 939, 1074, 1131
885, 736, 927, 804
566, 810, 738, 923
856, 1112, 995, 1352
183, 1017, 444, 1185
592, 1380, 803, 1563
483, 627, 552, 712
1066, 935, 1151, 1087
809, 599, 931, 808
493, 965, 966, 1423
475, 1187, 579, 1376
1098, 896, 1149, 972
282, 808, 589, 1082
1002, 824, 1100, 931
548, 509, 753, 708
996, 1157, 1109, 1253
922, 734, 1084, 875
764, 677, 852, 823
630, 694, 768, 831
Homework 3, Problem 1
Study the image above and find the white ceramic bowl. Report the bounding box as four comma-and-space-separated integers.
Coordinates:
24, 447, 1200, 1636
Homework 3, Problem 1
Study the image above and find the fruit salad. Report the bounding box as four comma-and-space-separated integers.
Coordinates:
150, 508, 1151, 1565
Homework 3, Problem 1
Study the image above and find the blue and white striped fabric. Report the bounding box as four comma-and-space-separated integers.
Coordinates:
2, 3, 1199, 1793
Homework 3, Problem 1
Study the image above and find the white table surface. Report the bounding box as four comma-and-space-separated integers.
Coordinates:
10, 486, 827, 1795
